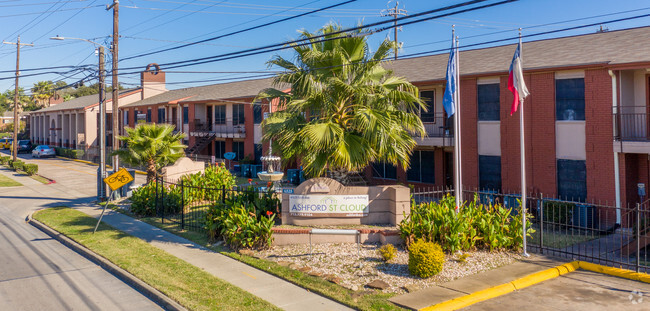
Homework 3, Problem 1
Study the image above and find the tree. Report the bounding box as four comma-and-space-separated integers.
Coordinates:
257, 23, 426, 181
112, 123, 187, 183
2, 88, 32, 112
31, 81, 54, 108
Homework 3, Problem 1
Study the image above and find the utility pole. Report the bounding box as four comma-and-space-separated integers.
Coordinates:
108, 0, 120, 175
98, 46, 107, 201
3, 36, 33, 161
381, 1, 407, 60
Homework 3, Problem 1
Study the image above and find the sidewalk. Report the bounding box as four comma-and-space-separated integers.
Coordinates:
73, 204, 353, 311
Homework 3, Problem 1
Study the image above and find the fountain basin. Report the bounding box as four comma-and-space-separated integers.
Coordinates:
258, 171, 284, 181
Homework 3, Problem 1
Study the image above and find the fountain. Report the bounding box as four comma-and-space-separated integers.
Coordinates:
257, 100, 284, 182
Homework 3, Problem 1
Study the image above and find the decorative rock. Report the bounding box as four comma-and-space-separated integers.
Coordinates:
366, 279, 390, 290
308, 271, 322, 277
277, 261, 291, 267
403, 284, 420, 293
298, 267, 312, 273
288, 263, 299, 270
238, 249, 254, 256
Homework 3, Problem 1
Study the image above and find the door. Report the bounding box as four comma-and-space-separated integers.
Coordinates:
444, 151, 454, 188
171, 107, 177, 129
207, 106, 213, 131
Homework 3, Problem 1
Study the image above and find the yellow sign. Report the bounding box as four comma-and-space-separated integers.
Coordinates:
103, 168, 134, 191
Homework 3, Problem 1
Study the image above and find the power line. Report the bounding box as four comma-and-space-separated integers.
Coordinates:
0, 5, 103, 19
125, 0, 229, 37
0, 0, 90, 8
120, 0, 357, 61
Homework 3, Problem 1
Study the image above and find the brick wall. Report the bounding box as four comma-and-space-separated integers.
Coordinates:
500, 75, 521, 192
529, 73, 556, 196
460, 78, 478, 189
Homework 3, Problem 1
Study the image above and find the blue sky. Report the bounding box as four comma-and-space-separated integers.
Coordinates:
0, 0, 648, 93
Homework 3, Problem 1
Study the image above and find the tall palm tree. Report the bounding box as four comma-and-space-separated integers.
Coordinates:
257, 23, 426, 181
31, 81, 54, 108
113, 123, 187, 183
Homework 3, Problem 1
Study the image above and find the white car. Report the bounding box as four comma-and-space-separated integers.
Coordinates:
32, 145, 56, 158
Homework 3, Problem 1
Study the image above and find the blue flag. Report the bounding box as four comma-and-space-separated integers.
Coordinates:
442, 37, 457, 117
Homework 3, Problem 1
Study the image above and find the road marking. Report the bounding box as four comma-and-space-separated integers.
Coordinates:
241, 271, 257, 279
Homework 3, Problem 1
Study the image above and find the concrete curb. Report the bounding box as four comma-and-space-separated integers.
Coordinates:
55, 157, 147, 175
26, 212, 186, 311
420, 261, 649, 311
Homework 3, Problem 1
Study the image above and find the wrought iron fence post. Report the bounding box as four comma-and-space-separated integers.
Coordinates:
155, 175, 160, 218
636, 203, 641, 273
181, 179, 185, 230
160, 176, 165, 224
222, 185, 226, 204
539, 193, 544, 254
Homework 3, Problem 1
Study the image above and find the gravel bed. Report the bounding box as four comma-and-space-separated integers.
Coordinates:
256, 243, 522, 294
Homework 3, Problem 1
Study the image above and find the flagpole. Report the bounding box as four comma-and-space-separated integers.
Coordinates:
452, 36, 463, 208
519, 28, 529, 257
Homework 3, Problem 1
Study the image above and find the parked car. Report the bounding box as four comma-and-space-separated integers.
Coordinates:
0, 138, 12, 149
32, 145, 56, 158
14, 140, 32, 154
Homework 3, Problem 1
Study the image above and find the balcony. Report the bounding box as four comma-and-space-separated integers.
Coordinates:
614, 107, 650, 153
189, 119, 246, 139
412, 113, 454, 147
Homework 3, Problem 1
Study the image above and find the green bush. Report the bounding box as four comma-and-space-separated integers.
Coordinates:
130, 182, 158, 216
70, 149, 85, 159
11, 160, 24, 171
408, 240, 444, 278
218, 202, 275, 250
0, 156, 9, 165
378, 244, 397, 262
542, 201, 575, 225
399, 194, 534, 252
23, 164, 38, 176
179, 163, 236, 203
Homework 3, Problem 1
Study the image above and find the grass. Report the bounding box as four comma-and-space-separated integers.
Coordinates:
0, 173, 22, 187
529, 228, 598, 249
33, 207, 280, 311
141, 216, 406, 311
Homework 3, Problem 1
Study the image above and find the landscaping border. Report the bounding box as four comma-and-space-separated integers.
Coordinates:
420, 261, 650, 311
26, 211, 186, 311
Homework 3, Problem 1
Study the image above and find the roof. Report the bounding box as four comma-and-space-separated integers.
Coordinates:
389, 26, 650, 82
33, 88, 141, 113
123, 78, 277, 108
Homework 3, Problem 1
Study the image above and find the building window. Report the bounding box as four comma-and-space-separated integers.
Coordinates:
183, 106, 189, 124
254, 143, 263, 164
233, 141, 245, 161
372, 162, 397, 179
477, 84, 500, 121
557, 159, 587, 201
407, 150, 435, 183
233, 104, 245, 125
556, 78, 585, 121
479, 155, 502, 191
157, 107, 165, 123
253, 103, 263, 124
419, 90, 436, 122
214, 105, 226, 124
214, 140, 226, 159
146, 108, 152, 122
123, 110, 129, 127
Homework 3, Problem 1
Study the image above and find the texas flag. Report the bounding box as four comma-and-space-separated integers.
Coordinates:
508, 42, 529, 115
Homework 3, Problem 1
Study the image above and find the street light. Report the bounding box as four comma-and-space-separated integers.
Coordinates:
50, 36, 107, 201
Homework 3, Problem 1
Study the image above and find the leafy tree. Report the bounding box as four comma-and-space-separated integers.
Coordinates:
31, 81, 54, 107
257, 23, 425, 181
113, 123, 187, 183
2, 88, 32, 112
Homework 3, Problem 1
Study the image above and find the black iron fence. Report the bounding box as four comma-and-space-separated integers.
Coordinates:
614, 109, 650, 141
153, 176, 280, 233
412, 187, 650, 273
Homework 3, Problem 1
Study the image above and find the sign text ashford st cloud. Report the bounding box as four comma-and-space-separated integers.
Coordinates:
288, 195, 369, 217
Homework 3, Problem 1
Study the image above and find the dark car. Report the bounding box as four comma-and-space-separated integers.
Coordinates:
17, 140, 32, 154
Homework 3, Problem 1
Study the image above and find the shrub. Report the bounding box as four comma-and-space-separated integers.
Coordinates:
0, 156, 9, 165
23, 164, 38, 176
70, 149, 85, 159
408, 240, 444, 278
11, 160, 24, 171
130, 182, 158, 216
378, 244, 397, 262
179, 163, 236, 203
218, 202, 274, 250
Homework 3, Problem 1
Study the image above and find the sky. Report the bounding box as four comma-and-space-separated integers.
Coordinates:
0, 0, 649, 93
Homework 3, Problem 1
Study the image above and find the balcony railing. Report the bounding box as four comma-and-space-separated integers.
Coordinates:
614, 108, 649, 141
413, 113, 453, 138
189, 119, 246, 138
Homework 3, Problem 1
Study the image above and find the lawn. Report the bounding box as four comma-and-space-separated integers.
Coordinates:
0, 173, 22, 187
142, 217, 406, 311
33, 207, 279, 311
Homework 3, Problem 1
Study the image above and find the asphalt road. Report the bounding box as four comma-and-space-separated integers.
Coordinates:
0, 150, 158, 310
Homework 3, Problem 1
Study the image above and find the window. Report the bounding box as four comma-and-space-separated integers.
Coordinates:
214, 140, 226, 159
215, 105, 226, 124
419, 90, 436, 122
233, 141, 245, 161
233, 104, 245, 125
372, 162, 397, 179
477, 84, 500, 121
123, 110, 129, 127
146, 108, 152, 122
253, 103, 263, 124
183, 106, 189, 124
557, 159, 587, 201
479, 155, 502, 191
407, 150, 435, 183
556, 78, 585, 121
254, 143, 263, 164
157, 108, 165, 123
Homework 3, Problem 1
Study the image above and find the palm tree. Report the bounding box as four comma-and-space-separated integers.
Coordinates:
31, 81, 54, 108
257, 23, 426, 181
113, 123, 187, 183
